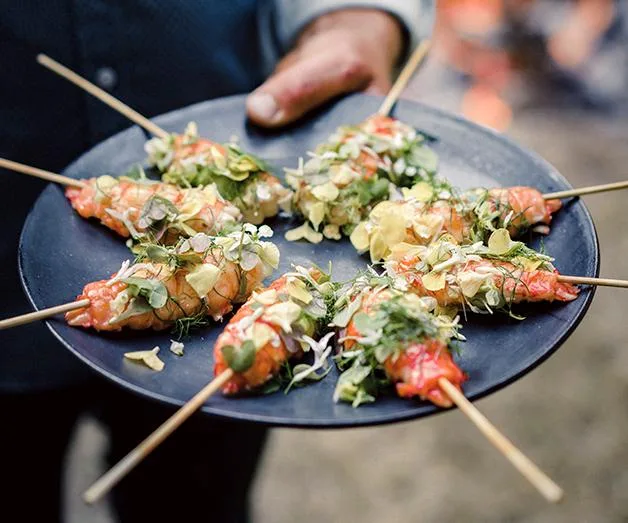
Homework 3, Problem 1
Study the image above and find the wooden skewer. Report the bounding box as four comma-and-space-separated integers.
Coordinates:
378, 40, 431, 117
439, 378, 563, 503
39, 52, 628, 205
37, 54, 169, 140
0, 158, 86, 188
379, 45, 627, 202
543, 180, 628, 200
0, 299, 90, 330
83, 368, 234, 504
87, 376, 563, 505
2, 273, 625, 331
557, 275, 628, 288
377, 44, 628, 202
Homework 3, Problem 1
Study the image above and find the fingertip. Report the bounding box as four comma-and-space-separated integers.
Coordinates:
246, 91, 285, 127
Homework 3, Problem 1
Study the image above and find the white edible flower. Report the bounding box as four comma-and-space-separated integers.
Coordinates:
431, 247, 467, 273
236, 307, 265, 333
169, 340, 185, 356
253, 182, 271, 203
392, 274, 409, 292
189, 233, 213, 253
107, 261, 154, 286
400, 293, 431, 313
283, 157, 305, 184
239, 250, 262, 271
243, 223, 258, 235
109, 289, 132, 316
318, 151, 337, 160
392, 131, 406, 149
393, 158, 406, 175
107, 260, 132, 286
258, 225, 274, 238
338, 140, 361, 159
223, 203, 243, 220
105, 208, 142, 239
287, 332, 335, 388
145, 136, 174, 170
339, 328, 383, 347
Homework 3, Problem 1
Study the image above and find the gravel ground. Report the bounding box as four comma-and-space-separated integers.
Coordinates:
65, 87, 628, 523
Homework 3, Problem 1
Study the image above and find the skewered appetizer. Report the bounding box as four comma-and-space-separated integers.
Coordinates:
65, 225, 279, 332
351, 182, 562, 262
331, 278, 466, 408
145, 122, 292, 224
317, 114, 439, 184
383, 229, 579, 316
214, 265, 335, 395
285, 115, 439, 243
65, 167, 241, 243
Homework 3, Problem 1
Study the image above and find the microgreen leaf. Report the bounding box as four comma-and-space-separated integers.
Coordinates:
222, 340, 256, 373
139, 196, 179, 229
122, 277, 169, 309
109, 298, 153, 324
409, 145, 438, 174
144, 245, 171, 263
353, 311, 386, 334
331, 295, 362, 328
123, 164, 148, 181
352, 312, 372, 334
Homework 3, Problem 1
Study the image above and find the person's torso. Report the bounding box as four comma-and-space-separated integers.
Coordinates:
0, 0, 264, 391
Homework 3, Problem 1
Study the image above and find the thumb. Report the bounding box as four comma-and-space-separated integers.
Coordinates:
246, 51, 373, 128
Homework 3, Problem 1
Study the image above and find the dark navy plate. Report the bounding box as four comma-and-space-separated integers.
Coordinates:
19, 94, 598, 428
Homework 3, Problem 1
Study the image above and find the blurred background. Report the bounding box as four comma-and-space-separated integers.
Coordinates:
67, 1, 628, 521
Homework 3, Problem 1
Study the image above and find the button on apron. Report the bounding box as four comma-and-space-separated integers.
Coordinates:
95, 67, 117, 89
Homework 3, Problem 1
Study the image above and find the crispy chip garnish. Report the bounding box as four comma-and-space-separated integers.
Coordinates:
124, 346, 165, 371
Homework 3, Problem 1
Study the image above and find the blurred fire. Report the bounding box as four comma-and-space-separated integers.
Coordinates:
434, 0, 616, 131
